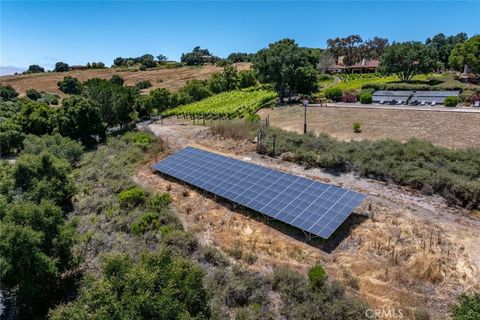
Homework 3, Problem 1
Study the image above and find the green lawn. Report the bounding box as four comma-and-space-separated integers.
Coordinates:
320, 73, 470, 92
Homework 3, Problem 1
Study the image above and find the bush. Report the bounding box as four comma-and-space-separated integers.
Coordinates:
13, 152, 76, 207
203, 245, 229, 266
444, 96, 459, 107
162, 230, 198, 256
49, 250, 211, 319
22, 134, 84, 165
341, 91, 357, 103
256, 127, 480, 210
324, 88, 343, 102
360, 93, 373, 104
135, 80, 152, 89
26, 88, 41, 101
110, 75, 124, 86
139, 64, 147, 71
131, 211, 160, 235
451, 292, 480, 320
0, 85, 18, 101
121, 131, 153, 150
353, 122, 362, 133
118, 187, 146, 208
147, 193, 172, 210
308, 265, 327, 288
57, 76, 82, 94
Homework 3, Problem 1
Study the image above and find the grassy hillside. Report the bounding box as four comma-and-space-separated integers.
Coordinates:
0, 62, 251, 96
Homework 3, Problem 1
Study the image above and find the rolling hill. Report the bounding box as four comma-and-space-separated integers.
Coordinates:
0, 62, 251, 96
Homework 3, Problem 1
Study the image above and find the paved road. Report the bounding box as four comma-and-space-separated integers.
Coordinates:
308, 103, 480, 113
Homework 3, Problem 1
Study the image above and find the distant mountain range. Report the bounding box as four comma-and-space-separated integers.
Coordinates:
0, 66, 25, 76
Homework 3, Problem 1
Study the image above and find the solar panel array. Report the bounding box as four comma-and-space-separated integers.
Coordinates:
413, 90, 460, 97
372, 91, 413, 103
410, 91, 460, 104
152, 147, 365, 239
373, 90, 414, 97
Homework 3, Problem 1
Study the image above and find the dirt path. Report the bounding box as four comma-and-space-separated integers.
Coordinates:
137, 123, 480, 320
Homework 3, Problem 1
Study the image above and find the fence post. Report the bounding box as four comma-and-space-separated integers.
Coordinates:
267, 114, 270, 127
272, 134, 276, 156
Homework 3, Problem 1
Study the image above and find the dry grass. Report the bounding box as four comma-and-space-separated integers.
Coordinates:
258, 105, 480, 149
135, 123, 480, 320
0, 63, 250, 96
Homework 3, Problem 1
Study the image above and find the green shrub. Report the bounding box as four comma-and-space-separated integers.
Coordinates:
203, 245, 229, 266
49, 250, 211, 319
444, 96, 459, 107
414, 307, 430, 320
452, 292, 480, 320
22, 134, 84, 165
121, 131, 152, 150
139, 64, 147, 71
360, 93, 373, 104
135, 80, 152, 90
324, 88, 343, 102
162, 230, 198, 256
118, 187, 146, 207
0, 84, 18, 101
256, 128, 480, 210
26, 88, 41, 101
57, 76, 82, 94
353, 122, 362, 133
308, 265, 327, 288
131, 211, 159, 235
147, 193, 172, 210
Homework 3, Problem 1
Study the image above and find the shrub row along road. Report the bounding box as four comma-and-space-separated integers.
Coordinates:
258, 105, 480, 149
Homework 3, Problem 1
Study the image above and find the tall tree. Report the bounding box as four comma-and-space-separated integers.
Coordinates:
253, 39, 318, 102
54, 62, 69, 72
222, 64, 239, 91
26, 65, 45, 73
156, 54, 168, 62
426, 32, 468, 69
379, 41, 437, 81
449, 35, 480, 75
181, 46, 218, 65
326, 34, 363, 65
55, 96, 105, 146
359, 37, 389, 60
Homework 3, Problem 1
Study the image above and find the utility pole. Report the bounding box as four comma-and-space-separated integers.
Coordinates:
303, 99, 308, 134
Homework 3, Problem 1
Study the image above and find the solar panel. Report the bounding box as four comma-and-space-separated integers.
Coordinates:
152, 147, 365, 239
413, 90, 460, 97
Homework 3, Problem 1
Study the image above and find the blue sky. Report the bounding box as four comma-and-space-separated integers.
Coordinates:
1, 1, 479, 72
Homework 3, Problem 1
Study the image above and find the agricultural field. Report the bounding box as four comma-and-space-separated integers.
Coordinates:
163, 89, 277, 118
0, 62, 251, 96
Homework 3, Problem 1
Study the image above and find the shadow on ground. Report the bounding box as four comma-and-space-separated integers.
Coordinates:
156, 172, 368, 253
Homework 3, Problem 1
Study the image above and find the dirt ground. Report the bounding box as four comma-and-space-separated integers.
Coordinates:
258, 105, 480, 149
134, 122, 480, 320
0, 63, 250, 96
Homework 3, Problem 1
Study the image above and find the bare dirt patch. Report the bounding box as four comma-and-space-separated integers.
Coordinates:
258, 105, 480, 149
0, 63, 250, 96
135, 123, 480, 319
